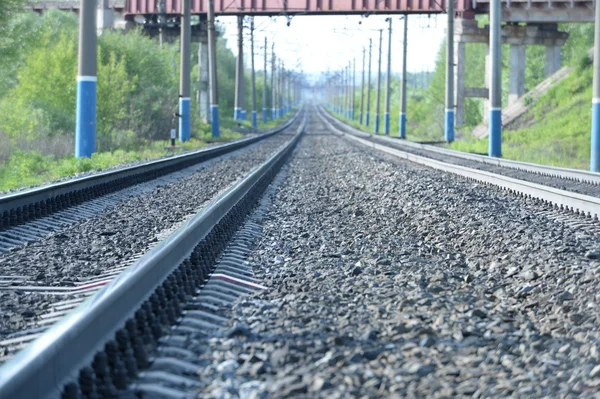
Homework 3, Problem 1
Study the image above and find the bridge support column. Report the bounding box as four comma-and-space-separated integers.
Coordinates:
97, 0, 113, 34
454, 41, 466, 128
509, 44, 526, 104
545, 45, 562, 77
197, 20, 210, 124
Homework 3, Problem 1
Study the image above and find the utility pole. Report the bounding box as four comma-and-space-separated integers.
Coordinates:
351, 58, 356, 120
399, 15, 408, 139
384, 18, 392, 135
271, 45, 276, 120
445, 0, 455, 142
178, 0, 191, 142
75, 0, 97, 158
279, 60, 284, 118
360, 48, 365, 124
234, 15, 243, 120
344, 65, 348, 117
207, 0, 219, 137
262, 37, 268, 124
592, 0, 600, 171
366, 39, 372, 126
375, 29, 383, 134
250, 17, 257, 128
489, 0, 502, 156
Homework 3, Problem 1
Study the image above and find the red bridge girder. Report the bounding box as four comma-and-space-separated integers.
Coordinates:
124, 0, 473, 16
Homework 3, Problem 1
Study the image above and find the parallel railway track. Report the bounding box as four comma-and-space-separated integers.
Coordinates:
318, 107, 600, 221
0, 113, 299, 253
0, 113, 306, 398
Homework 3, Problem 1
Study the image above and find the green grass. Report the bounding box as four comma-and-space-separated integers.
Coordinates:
0, 139, 208, 192
447, 62, 593, 170
0, 113, 294, 192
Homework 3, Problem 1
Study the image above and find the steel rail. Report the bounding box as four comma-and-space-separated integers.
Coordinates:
0, 111, 300, 231
317, 109, 600, 219
0, 115, 306, 399
319, 106, 600, 185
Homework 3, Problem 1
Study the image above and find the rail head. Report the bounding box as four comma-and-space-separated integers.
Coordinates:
0, 115, 306, 399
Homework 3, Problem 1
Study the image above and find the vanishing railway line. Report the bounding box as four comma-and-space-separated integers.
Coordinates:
0, 107, 599, 398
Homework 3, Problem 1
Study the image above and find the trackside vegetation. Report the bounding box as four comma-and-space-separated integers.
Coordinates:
0, 10, 284, 192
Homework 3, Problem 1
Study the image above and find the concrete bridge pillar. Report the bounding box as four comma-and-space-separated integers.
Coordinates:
483, 44, 491, 125
97, 0, 114, 34
454, 42, 466, 127
197, 19, 210, 124
545, 45, 562, 76
509, 44, 526, 104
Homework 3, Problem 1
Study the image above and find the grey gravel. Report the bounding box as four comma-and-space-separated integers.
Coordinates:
189, 116, 600, 398
0, 130, 296, 341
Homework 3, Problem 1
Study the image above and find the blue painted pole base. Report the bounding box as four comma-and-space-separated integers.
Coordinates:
241, 110, 247, 120
366, 112, 370, 127
374, 114, 380, 134
262, 108, 267, 124
75, 77, 97, 158
211, 105, 220, 138
350, 110, 355, 120
444, 110, 455, 143
359, 113, 363, 124
488, 108, 502, 157
384, 113, 390, 135
399, 113, 406, 139
252, 111, 257, 128
591, 101, 600, 172
179, 97, 191, 142
234, 108, 241, 120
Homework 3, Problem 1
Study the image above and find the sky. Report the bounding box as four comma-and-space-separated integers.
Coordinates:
215, 14, 446, 83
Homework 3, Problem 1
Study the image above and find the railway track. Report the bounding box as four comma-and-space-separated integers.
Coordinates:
0, 113, 301, 360
318, 106, 600, 221
0, 112, 299, 253
0, 112, 306, 398
1, 108, 599, 397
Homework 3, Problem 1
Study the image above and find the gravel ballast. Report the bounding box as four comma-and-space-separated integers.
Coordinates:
191, 119, 600, 398
0, 130, 296, 341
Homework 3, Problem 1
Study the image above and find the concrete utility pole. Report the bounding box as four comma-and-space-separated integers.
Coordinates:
399, 15, 408, 139
279, 60, 284, 117
360, 47, 365, 124
346, 65, 350, 117
384, 18, 392, 135
234, 15, 243, 120
271, 45, 276, 120
197, 16, 210, 124
178, 0, 191, 142
262, 37, 268, 124
250, 18, 257, 128
207, 0, 219, 137
75, 0, 97, 158
591, 0, 600, 171
489, 0, 502, 157
351, 58, 356, 120
366, 38, 372, 126
445, 0, 455, 142
375, 29, 383, 134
